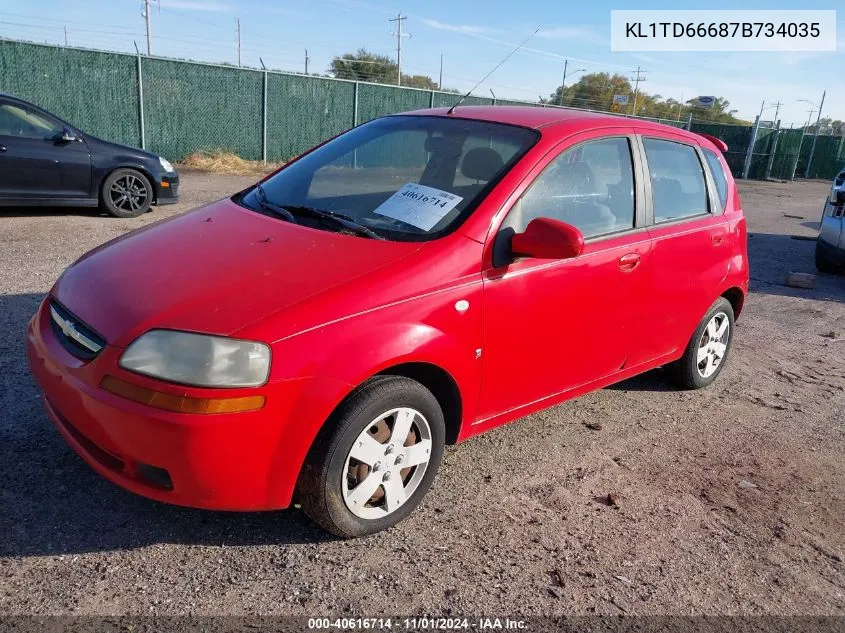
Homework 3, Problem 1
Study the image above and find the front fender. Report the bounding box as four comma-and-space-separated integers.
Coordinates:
264, 285, 483, 507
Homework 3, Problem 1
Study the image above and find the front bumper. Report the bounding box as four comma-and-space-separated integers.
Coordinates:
26, 300, 295, 511
154, 172, 180, 206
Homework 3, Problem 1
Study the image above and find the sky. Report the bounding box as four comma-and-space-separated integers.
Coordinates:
0, 0, 842, 127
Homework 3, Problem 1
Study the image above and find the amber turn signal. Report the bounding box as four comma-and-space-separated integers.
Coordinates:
101, 375, 265, 414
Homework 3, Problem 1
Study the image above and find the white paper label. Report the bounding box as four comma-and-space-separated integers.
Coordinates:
373, 183, 464, 231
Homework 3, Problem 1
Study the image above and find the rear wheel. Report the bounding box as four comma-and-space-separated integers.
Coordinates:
665, 297, 735, 390
297, 376, 445, 538
815, 241, 843, 274
101, 169, 153, 218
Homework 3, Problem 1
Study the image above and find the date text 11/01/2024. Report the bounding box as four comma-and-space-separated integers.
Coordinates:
307, 617, 528, 630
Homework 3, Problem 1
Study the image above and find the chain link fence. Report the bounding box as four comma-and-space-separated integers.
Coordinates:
2, 39, 843, 180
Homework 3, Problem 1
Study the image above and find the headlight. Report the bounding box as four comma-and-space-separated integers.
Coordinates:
158, 156, 175, 173
120, 330, 270, 387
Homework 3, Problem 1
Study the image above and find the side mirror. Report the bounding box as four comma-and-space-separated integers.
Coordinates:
58, 128, 77, 143
510, 217, 584, 260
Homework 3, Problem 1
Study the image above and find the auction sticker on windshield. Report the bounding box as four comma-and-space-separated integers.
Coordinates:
374, 183, 463, 231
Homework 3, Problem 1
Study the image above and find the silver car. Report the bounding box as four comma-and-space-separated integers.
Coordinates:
816, 167, 845, 274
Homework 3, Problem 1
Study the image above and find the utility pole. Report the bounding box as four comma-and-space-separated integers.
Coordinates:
742, 100, 765, 180
806, 90, 826, 178
389, 13, 408, 86
559, 60, 585, 107
630, 66, 647, 115
770, 101, 783, 124
560, 59, 568, 105
64, 26, 68, 46
143, 0, 152, 55
439, 53, 443, 90
236, 18, 241, 67
792, 109, 815, 180
305, 48, 310, 75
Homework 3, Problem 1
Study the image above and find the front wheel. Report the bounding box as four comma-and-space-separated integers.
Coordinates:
297, 376, 445, 538
101, 169, 153, 218
665, 297, 735, 389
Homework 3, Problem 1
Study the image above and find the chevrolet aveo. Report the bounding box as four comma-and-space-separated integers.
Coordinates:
28, 106, 749, 537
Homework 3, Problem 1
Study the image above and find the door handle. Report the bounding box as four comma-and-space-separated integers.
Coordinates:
618, 253, 640, 272
712, 233, 725, 246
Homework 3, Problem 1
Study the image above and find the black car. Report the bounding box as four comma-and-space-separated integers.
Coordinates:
0, 94, 178, 218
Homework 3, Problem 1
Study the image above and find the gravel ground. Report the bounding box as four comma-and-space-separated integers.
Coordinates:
0, 173, 843, 616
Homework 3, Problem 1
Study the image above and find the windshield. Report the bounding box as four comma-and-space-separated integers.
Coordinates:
238, 115, 538, 241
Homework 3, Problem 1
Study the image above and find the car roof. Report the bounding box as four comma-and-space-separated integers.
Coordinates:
404, 105, 708, 144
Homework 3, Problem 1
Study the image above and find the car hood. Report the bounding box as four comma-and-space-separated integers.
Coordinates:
52, 199, 422, 346
84, 134, 162, 162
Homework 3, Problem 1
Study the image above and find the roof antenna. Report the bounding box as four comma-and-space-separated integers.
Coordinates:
447, 27, 540, 115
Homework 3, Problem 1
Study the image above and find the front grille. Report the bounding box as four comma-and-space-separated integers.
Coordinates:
49, 300, 107, 360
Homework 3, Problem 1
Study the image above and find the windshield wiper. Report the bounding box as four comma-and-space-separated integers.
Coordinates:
254, 185, 297, 224
282, 205, 385, 240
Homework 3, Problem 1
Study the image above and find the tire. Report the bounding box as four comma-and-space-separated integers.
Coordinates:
815, 241, 843, 275
297, 376, 446, 538
101, 169, 153, 218
664, 297, 735, 390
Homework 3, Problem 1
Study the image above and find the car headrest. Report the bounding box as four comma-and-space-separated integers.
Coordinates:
553, 162, 597, 195
461, 147, 504, 182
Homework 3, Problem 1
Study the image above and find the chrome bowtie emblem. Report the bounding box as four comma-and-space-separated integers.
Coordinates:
50, 306, 103, 353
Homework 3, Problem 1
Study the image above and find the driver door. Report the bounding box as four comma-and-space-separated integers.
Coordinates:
477, 128, 652, 424
0, 100, 91, 200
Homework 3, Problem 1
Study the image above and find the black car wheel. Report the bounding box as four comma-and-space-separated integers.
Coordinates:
101, 169, 153, 218
815, 241, 843, 275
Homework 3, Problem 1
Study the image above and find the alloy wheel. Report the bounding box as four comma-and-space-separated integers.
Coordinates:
342, 407, 433, 520
696, 311, 730, 378
109, 174, 148, 214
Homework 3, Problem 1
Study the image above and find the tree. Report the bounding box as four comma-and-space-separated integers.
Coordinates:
402, 74, 439, 90
330, 49, 398, 84
329, 48, 440, 88
550, 72, 632, 110
682, 97, 742, 124
805, 117, 845, 135
548, 73, 747, 124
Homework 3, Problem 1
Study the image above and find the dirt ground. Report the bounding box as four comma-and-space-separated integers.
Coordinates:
0, 173, 843, 617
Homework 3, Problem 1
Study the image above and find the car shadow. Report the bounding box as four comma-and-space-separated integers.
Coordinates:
748, 232, 845, 303
800, 221, 821, 231
0, 205, 107, 219
604, 368, 675, 392
0, 293, 336, 558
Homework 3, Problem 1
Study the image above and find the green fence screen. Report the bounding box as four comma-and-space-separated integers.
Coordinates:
2, 39, 843, 181
0, 41, 139, 147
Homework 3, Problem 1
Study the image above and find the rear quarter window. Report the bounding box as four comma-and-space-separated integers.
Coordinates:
703, 149, 728, 210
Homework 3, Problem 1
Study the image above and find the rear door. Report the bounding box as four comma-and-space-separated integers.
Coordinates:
0, 100, 91, 200
637, 131, 730, 359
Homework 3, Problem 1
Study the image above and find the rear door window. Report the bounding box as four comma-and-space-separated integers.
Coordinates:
703, 149, 728, 210
642, 138, 708, 223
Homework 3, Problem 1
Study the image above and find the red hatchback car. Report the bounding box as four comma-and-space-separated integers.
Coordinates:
28, 107, 748, 537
